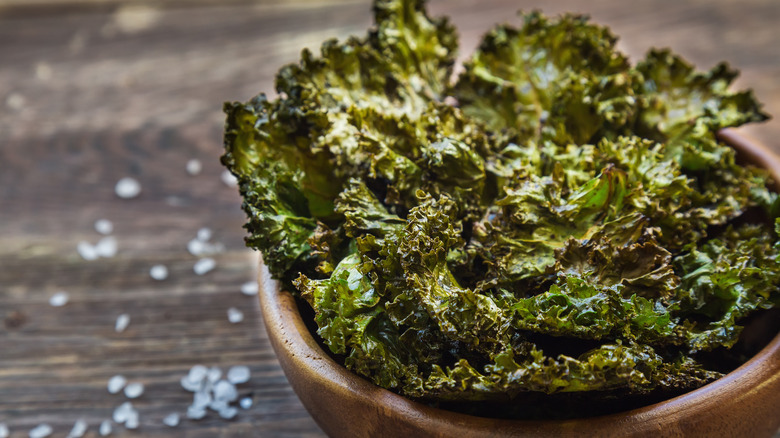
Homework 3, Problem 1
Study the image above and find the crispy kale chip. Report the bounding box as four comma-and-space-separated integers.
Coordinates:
222, 0, 777, 417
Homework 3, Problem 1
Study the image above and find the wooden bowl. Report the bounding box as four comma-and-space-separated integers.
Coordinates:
258, 129, 780, 438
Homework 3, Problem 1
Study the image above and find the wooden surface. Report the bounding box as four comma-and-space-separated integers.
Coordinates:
0, 0, 778, 437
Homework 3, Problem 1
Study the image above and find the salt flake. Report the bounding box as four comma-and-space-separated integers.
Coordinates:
107, 374, 127, 394
115, 177, 141, 199
149, 264, 168, 281
115, 314, 130, 333
49, 291, 69, 307
227, 307, 244, 324
240, 281, 258, 296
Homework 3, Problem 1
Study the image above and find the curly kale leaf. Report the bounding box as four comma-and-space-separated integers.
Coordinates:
672, 223, 780, 351
453, 11, 636, 144
481, 163, 629, 283
634, 49, 769, 164
276, 0, 455, 116
233, 160, 316, 279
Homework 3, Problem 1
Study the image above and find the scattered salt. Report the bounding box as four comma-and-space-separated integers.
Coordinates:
115, 177, 141, 199
49, 291, 69, 307
218, 406, 238, 420
124, 382, 144, 399
99, 420, 112, 436
213, 380, 238, 402
95, 219, 113, 235
193, 258, 216, 275
94, 236, 118, 258
196, 227, 212, 242
240, 397, 253, 410
149, 264, 168, 281
115, 313, 130, 333
29, 423, 52, 438
240, 281, 258, 296
226, 365, 250, 385
227, 307, 244, 324
162, 413, 180, 427
107, 374, 127, 394
77, 241, 99, 261
67, 419, 87, 438
113, 402, 133, 424
186, 405, 206, 420
221, 170, 238, 187
0, 423, 8, 438
186, 159, 202, 176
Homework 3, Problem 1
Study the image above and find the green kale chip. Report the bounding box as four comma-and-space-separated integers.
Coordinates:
222, 0, 777, 418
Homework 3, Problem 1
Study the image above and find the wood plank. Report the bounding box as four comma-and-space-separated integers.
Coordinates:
0, 0, 778, 436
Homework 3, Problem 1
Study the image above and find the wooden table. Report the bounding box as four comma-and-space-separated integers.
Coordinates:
1, 0, 778, 437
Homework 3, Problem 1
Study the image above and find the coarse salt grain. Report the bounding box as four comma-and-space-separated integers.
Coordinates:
187, 238, 205, 256
227, 307, 244, 324
162, 413, 180, 427
188, 365, 208, 382
240, 397, 253, 410
0, 423, 8, 438
124, 382, 144, 399
67, 419, 87, 438
193, 258, 216, 275
49, 291, 69, 307
149, 264, 168, 281
77, 241, 99, 261
240, 281, 258, 296
115, 177, 141, 199
99, 420, 112, 436
107, 374, 127, 394
226, 365, 250, 384
115, 314, 130, 333
213, 380, 238, 402
186, 159, 202, 176
95, 219, 114, 235
94, 236, 118, 258
29, 423, 52, 438
196, 227, 212, 242
221, 170, 238, 187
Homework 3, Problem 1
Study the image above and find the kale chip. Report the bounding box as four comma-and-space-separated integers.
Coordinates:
222, 0, 776, 416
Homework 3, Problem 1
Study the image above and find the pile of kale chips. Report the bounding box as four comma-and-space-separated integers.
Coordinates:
223, 0, 780, 418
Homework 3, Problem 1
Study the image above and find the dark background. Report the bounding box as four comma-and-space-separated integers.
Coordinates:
1, 0, 778, 436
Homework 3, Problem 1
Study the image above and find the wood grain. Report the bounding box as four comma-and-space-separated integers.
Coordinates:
0, 0, 778, 436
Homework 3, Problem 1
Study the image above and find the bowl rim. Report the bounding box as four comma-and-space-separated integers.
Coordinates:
258, 128, 780, 437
